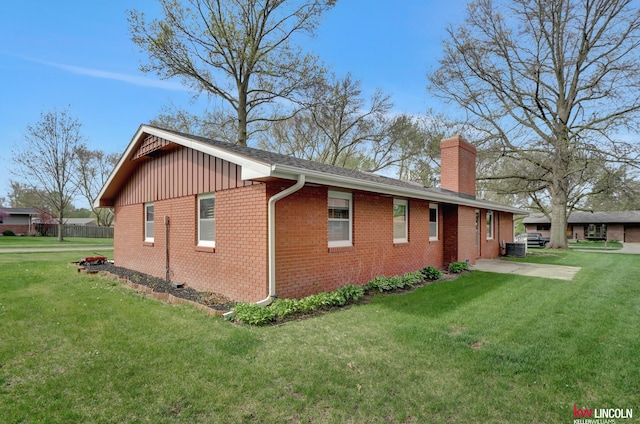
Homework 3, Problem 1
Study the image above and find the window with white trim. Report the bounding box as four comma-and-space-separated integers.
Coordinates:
198, 193, 215, 247
393, 198, 408, 243
328, 191, 352, 247
486, 210, 494, 240
429, 204, 438, 241
144, 202, 154, 242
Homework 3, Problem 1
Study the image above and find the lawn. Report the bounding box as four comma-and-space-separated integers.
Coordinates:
0, 250, 638, 423
0, 236, 113, 249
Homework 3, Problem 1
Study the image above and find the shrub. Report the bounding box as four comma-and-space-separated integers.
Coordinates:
270, 298, 301, 318
449, 261, 469, 273
365, 271, 424, 292
366, 276, 396, 292
421, 266, 442, 281
336, 285, 365, 303
2, 229, 16, 236
232, 302, 276, 325
233, 284, 366, 325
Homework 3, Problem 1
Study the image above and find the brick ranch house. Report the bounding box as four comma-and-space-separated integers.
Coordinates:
96, 125, 525, 304
523, 211, 640, 242
0, 208, 39, 235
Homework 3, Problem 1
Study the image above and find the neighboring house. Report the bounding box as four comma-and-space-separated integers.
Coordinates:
62, 218, 99, 226
523, 211, 640, 242
34, 217, 99, 226
0, 208, 39, 235
96, 125, 526, 303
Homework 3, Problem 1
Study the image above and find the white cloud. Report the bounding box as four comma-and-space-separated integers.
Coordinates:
29, 57, 189, 91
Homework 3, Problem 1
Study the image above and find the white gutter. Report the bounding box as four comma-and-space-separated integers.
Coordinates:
257, 174, 306, 306
269, 164, 528, 216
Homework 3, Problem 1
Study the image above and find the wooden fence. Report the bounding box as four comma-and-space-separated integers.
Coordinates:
35, 224, 114, 238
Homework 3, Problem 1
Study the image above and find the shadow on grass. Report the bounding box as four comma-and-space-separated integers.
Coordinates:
373, 271, 513, 318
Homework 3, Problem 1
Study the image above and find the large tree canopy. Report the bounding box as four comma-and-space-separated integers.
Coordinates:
429, 0, 640, 248
129, 0, 335, 146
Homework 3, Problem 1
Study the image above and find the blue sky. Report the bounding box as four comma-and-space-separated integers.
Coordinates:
0, 0, 469, 205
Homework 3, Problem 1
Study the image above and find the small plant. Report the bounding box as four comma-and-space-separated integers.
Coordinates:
448, 261, 469, 273
421, 266, 442, 281
336, 284, 365, 303
2, 229, 15, 236
233, 302, 277, 325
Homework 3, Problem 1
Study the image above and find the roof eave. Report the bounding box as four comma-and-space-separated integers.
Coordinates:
271, 164, 528, 215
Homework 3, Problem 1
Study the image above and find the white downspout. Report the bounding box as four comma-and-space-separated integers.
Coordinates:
224, 175, 305, 319
255, 174, 306, 306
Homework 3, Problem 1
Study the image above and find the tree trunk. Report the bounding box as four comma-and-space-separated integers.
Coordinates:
549, 181, 569, 249
57, 220, 64, 242
237, 88, 248, 146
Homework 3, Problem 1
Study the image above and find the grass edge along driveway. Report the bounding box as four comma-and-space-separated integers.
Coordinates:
0, 250, 638, 423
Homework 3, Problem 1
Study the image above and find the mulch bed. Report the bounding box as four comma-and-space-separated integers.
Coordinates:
77, 261, 466, 321
81, 262, 236, 315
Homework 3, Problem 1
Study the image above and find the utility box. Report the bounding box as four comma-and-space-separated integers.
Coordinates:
505, 242, 526, 257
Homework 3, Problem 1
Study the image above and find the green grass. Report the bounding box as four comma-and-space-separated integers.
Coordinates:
0, 236, 113, 249
1, 250, 638, 423
568, 240, 623, 250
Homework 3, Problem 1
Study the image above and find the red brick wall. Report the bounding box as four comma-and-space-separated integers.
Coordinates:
440, 135, 477, 197
0, 224, 30, 235
114, 184, 268, 302
456, 206, 478, 264
272, 184, 445, 299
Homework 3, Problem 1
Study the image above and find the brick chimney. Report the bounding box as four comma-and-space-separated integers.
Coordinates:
440, 135, 476, 197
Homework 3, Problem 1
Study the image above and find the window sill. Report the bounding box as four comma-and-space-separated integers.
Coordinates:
393, 241, 409, 247
328, 246, 354, 253
429, 238, 439, 242
195, 246, 215, 253
143, 241, 155, 247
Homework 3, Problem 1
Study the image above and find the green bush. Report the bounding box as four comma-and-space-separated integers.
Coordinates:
366, 276, 396, 292
2, 229, 16, 236
270, 298, 301, 318
421, 266, 442, 281
448, 261, 469, 273
233, 284, 367, 325
365, 271, 425, 292
336, 284, 365, 303
233, 268, 438, 325
232, 302, 276, 325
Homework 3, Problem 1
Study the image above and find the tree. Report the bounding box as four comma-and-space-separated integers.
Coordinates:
259, 72, 452, 182
74, 146, 119, 226
260, 73, 394, 168
429, 0, 640, 248
129, 0, 335, 146
12, 109, 84, 241
149, 104, 238, 143
6, 181, 50, 210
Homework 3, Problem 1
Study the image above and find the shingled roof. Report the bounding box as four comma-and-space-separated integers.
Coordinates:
97, 124, 527, 215
524, 211, 640, 224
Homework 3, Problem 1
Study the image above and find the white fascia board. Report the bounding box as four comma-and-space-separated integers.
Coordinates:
271, 164, 528, 215
94, 125, 149, 208
144, 126, 273, 179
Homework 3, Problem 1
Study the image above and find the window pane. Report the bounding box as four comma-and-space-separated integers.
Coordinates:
145, 222, 154, 238
200, 197, 214, 219
393, 203, 406, 240
328, 220, 350, 242
394, 221, 406, 239
328, 197, 349, 219
199, 218, 215, 242
429, 205, 438, 239
146, 205, 154, 221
